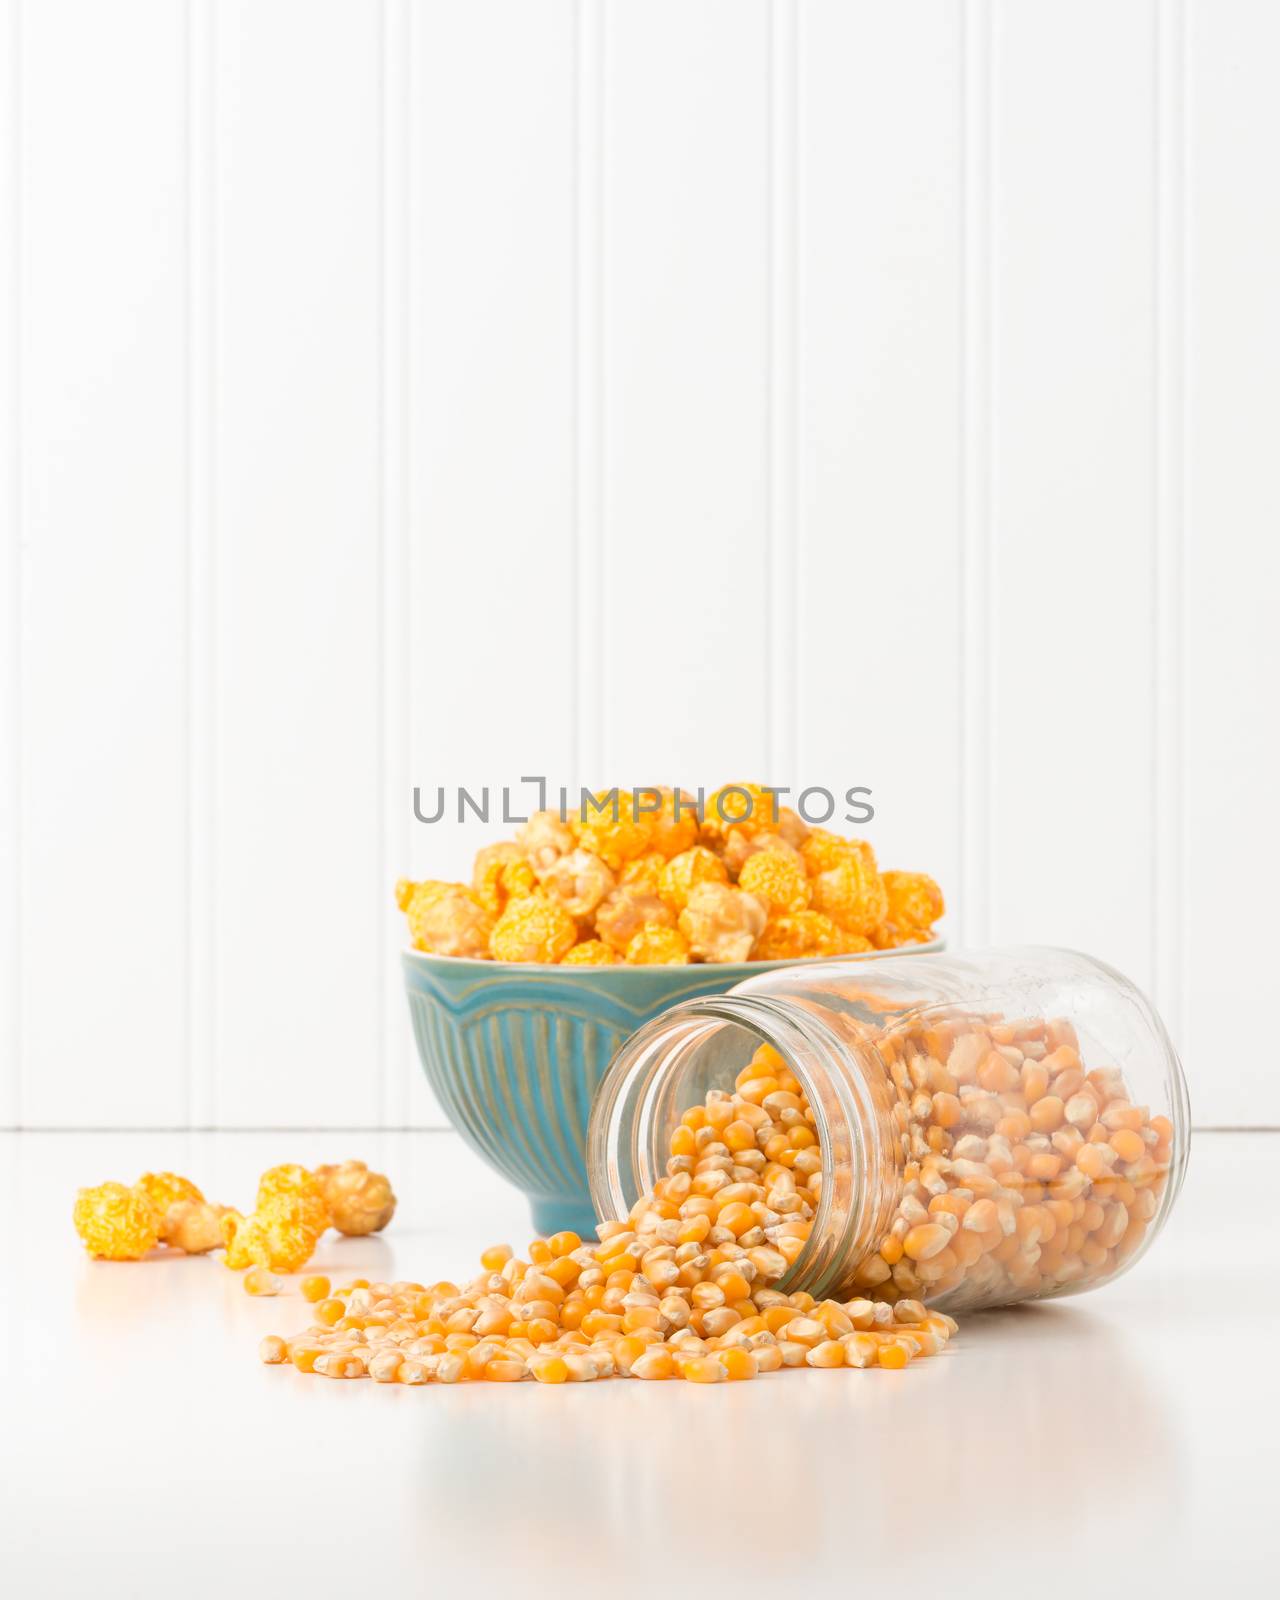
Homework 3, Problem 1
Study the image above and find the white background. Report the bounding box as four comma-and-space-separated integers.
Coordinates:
0, 0, 1275, 1132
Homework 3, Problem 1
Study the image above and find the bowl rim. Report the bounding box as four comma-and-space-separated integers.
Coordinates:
401, 937, 945, 978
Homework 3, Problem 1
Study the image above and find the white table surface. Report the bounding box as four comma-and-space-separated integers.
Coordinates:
1, 1128, 1276, 1594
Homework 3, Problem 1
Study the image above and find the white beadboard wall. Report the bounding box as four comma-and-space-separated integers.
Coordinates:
1, 0, 1276, 1129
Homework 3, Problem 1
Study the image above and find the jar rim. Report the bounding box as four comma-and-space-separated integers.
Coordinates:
587, 990, 885, 1300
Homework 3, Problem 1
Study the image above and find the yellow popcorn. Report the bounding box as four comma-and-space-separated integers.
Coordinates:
594, 886, 676, 955
489, 895, 578, 964
73, 1182, 160, 1261
753, 909, 848, 961
657, 846, 729, 914
472, 842, 537, 914
570, 792, 653, 872
678, 883, 767, 963
624, 926, 691, 965
399, 782, 944, 964
560, 939, 619, 966
406, 885, 494, 959
737, 847, 812, 915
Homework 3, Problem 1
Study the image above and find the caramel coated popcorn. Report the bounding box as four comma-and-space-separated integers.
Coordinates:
405, 885, 493, 959
164, 1200, 233, 1254
400, 783, 944, 965
74, 1158, 397, 1270
539, 848, 616, 920
678, 883, 767, 963
313, 1161, 396, 1237
517, 811, 574, 877
595, 885, 676, 954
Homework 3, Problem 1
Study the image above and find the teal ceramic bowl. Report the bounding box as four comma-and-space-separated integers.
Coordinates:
403, 941, 944, 1236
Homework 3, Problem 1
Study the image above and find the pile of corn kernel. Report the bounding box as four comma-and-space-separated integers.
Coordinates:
398, 782, 944, 965
843, 1007, 1174, 1310
72, 1160, 396, 1283
258, 1044, 957, 1383
258, 1005, 1172, 1383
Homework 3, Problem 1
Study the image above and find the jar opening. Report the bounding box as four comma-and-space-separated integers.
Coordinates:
587, 993, 886, 1301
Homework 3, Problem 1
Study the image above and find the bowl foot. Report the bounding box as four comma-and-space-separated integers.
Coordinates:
529, 1196, 599, 1241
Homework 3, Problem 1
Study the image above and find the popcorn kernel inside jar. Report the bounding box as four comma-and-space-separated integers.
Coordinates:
854, 1007, 1175, 1312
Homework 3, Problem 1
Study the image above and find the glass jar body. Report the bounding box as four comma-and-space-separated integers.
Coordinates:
588, 947, 1189, 1313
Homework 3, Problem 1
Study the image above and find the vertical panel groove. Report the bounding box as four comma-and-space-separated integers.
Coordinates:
767, 0, 797, 782
379, 0, 410, 1126
186, 0, 215, 1128
215, 2, 383, 1125
1153, 0, 1186, 1046
960, 0, 993, 945
2, 0, 21, 1124
574, 0, 604, 784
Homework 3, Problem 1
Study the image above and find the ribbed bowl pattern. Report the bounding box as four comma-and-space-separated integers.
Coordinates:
402, 942, 943, 1235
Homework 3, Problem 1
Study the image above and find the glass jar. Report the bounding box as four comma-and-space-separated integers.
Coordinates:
588, 947, 1189, 1312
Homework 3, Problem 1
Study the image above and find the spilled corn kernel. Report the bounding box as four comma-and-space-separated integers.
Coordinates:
258, 1040, 956, 1386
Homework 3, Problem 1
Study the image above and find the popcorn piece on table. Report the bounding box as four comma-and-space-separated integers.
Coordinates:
73, 1182, 160, 1261
164, 1200, 234, 1254
257, 1164, 329, 1236
313, 1160, 396, 1237
133, 1171, 204, 1224
222, 1195, 321, 1275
